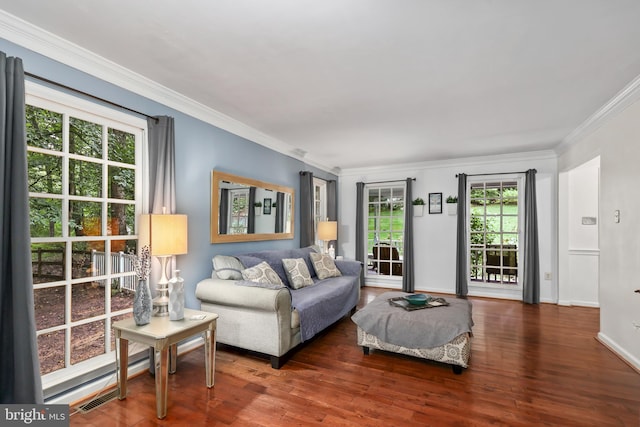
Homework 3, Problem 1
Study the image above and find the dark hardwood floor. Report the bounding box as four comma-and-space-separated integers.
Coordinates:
70, 287, 640, 426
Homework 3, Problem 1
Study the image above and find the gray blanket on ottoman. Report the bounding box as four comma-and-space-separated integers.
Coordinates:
351, 291, 473, 349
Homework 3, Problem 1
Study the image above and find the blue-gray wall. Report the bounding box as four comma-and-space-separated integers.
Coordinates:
0, 39, 337, 309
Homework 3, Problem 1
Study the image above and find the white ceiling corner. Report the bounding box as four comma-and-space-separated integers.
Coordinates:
557, 72, 640, 155
0, 9, 335, 172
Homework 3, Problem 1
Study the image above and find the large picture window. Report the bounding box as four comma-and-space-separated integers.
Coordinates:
366, 184, 405, 278
469, 178, 522, 287
26, 84, 146, 386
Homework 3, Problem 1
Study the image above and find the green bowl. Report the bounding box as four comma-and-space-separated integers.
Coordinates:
404, 294, 429, 305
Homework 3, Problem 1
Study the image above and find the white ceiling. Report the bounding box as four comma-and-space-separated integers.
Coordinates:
2, 1, 640, 171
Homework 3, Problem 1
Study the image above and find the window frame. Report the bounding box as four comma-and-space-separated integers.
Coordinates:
26, 81, 149, 393
228, 188, 249, 234
364, 182, 406, 282
466, 174, 524, 291
313, 177, 327, 247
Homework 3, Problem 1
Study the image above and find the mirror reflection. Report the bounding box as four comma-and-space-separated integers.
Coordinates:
211, 170, 294, 243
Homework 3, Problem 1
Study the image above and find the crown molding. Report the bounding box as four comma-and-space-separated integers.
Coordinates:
339, 150, 557, 177
0, 10, 337, 174
557, 73, 640, 154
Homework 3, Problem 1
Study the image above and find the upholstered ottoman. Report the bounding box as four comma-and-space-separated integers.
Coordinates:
351, 291, 473, 373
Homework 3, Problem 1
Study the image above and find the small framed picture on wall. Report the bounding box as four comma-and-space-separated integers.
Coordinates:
263, 198, 272, 215
428, 192, 442, 214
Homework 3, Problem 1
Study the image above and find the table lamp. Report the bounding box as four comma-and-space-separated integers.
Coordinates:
139, 213, 188, 317
317, 220, 337, 258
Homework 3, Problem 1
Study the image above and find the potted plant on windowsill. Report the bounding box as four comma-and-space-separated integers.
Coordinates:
446, 195, 458, 215
412, 197, 425, 217
254, 201, 262, 216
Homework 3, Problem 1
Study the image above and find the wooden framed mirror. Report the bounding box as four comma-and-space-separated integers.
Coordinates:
210, 170, 295, 243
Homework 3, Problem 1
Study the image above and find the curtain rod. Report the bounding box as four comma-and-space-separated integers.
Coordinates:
455, 170, 535, 178
363, 178, 416, 185
25, 71, 159, 122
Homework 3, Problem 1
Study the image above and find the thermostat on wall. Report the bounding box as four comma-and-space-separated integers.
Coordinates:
581, 216, 597, 225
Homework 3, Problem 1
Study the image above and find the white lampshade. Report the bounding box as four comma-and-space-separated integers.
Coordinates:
139, 214, 188, 256
317, 221, 337, 241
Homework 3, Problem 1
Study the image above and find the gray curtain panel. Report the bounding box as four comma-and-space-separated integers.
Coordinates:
0, 52, 44, 404
146, 115, 177, 285
219, 188, 229, 234
522, 169, 540, 304
327, 180, 337, 220
147, 116, 176, 215
327, 179, 338, 254
355, 182, 365, 287
299, 171, 314, 247
146, 116, 177, 373
248, 186, 256, 234
455, 173, 468, 298
275, 191, 285, 233
402, 178, 415, 292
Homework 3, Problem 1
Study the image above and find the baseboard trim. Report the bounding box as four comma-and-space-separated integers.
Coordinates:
596, 332, 640, 374
415, 286, 452, 295
558, 299, 599, 308
46, 336, 205, 405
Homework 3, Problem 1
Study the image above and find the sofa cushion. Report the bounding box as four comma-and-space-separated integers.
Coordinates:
282, 258, 314, 289
212, 255, 244, 280
304, 244, 323, 254
241, 261, 284, 286
290, 275, 359, 341
237, 247, 317, 286
234, 279, 285, 290
235, 255, 264, 269
309, 252, 342, 280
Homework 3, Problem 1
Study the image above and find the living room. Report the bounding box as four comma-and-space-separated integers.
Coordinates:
1, 2, 639, 425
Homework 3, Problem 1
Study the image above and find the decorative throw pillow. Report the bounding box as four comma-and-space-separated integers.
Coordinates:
212, 255, 244, 280
241, 261, 284, 286
304, 244, 323, 254
309, 252, 342, 280
282, 258, 314, 289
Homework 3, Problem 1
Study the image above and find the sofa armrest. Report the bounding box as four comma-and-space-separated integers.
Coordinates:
195, 278, 291, 312
334, 259, 363, 277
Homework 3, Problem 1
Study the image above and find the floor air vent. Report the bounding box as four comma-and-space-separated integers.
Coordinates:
75, 389, 119, 413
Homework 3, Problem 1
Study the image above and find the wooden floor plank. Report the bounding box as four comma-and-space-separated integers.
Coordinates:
70, 287, 640, 426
